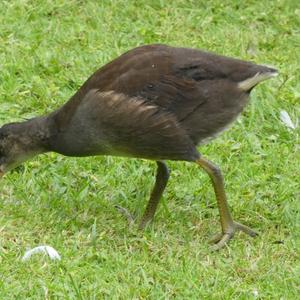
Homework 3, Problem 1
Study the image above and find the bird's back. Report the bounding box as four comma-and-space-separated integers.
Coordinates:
51, 44, 277, 156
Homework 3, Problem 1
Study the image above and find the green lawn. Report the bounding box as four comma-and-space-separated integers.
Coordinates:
0, 0, 299, 298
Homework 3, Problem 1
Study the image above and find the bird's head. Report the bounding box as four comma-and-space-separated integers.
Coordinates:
0, 120, 47, 177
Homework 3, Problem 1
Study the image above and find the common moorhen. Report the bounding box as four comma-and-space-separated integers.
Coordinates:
0, 44, 278, 250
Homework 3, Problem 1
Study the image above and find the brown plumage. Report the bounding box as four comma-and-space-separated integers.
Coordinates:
0, 44, 278, 250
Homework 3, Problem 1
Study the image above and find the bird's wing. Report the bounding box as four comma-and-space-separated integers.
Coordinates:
79, 45, 209, 119
80, 89, 199, 161
136, 74, 208, 122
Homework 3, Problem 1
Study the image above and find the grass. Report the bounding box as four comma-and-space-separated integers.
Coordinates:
0, 0, 299, 298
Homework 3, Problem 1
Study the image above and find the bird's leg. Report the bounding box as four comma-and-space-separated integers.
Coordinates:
138, 161, 169, 230
196, 156, 257, 250
115, 161, 169, 229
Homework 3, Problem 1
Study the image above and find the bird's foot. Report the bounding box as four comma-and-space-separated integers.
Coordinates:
138, 217, 151, 231
114, 205, 136, 226
209, 221, 258, 251
114, 205, 153, 230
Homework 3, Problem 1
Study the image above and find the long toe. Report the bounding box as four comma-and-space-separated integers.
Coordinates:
210, 233, 232, 251
114, 205, 136, 225
235, 222, 258, 237
208, 233, 224, 244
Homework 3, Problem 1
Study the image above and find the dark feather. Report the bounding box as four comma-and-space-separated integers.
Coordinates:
50, 44, 277, 160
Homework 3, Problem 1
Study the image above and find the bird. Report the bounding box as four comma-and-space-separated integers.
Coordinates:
0, 44, 278, 250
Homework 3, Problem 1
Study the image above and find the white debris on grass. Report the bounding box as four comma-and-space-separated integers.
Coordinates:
253, 288, 259, 298
22, 245, 61, 261
279, 110, 297, 130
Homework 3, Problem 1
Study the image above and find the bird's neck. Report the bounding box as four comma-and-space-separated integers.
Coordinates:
16, 115, 58, 154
